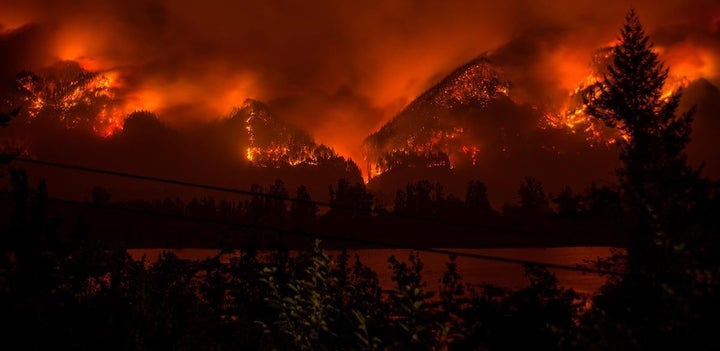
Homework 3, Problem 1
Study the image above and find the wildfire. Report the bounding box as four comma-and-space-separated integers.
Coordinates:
245, 147, 254, 162
363, 58, 510, 179
461, 145, 481, 166
364, 40, 714, 180
237, 99, 346, 168
16, 61, 129, 137
542, 45, 698, 146
241, 100, 311, 166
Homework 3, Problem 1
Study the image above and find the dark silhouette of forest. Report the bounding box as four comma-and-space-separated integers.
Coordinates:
1, 10, 719, 350
0, 172, 631, 249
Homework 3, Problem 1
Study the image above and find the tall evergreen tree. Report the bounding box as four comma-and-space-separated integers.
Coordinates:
465, 180, 492, 216
290, 185, 319, 225
582, 10, 716, 349
584, 9, 698, 270
518, 177, 549, 217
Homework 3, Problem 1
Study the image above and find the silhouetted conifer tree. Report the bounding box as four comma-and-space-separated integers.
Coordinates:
582, 10, 716, 349
518, 177, 549, 216
552, 186, 581, 217
585, 9, 698, 266
465, 180, 493, 217
327, 179, 373, 219
289, 185, 318, 225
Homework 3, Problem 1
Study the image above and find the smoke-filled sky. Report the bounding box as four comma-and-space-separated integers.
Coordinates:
1, 0, 719, 165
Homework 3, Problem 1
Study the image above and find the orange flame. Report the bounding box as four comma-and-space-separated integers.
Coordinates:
544, 43, 704, 145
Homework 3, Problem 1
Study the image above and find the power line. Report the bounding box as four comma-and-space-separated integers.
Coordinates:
7, 157, 622, 275
12, 157, 506, 231
16, 192, 619, 276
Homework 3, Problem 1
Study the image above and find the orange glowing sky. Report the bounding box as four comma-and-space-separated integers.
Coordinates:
1, 0, 719, 169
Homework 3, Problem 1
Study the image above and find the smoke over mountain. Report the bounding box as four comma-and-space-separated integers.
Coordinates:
0, 0, 719, 201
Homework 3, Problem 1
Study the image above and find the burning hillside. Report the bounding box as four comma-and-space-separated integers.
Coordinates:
13, 61, 125, 137
541, 47, 624, 146
237, 99, 316, 166
3, 61, 356, 172
232, 99, 353, 170
3, 60, 339, 172
542, 46, 696, 146
363, 38, 715, 181
362, 55, 606, 179
363, 58, 511, 178
1, 1, 719, 190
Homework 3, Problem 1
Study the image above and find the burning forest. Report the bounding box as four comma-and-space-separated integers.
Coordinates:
1, 2, 720, 350
12, 60, 125, 137
0, 0, 718, 190
363, 58, 510, 177
237, 99, 346, 168
363, 41, 713, 182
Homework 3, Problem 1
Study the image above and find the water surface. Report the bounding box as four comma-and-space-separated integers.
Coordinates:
129, 247, 616, 294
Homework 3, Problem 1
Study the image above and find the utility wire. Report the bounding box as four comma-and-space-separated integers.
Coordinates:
13, 157, 507, 231
15, 192, 619, 276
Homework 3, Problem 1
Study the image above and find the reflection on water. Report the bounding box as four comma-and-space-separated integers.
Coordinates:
128, 247, 616, 294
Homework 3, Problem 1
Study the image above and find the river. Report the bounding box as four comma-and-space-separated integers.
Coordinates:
128, 247, 617, 294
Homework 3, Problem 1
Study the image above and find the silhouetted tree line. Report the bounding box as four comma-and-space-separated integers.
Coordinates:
75, 173, 634, 249
0, 171, 584, 350
3, 164, 714, 349
0, 170, 591, 350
